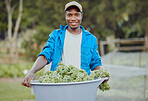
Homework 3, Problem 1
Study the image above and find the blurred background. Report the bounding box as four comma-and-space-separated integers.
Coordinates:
0, 0, 148, 101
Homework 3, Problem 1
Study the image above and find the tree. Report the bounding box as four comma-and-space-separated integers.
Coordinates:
5, 0, 23, 55
1, 0, 147, 58
0, 1, 7, 39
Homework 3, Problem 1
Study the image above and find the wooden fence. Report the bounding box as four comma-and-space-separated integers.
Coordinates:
0, 40, 20, 64
100, 38, 148, 56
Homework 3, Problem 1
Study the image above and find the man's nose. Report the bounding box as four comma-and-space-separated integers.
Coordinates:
71, 16, 77, 20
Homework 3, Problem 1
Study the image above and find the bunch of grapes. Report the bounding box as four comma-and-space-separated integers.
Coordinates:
39, 63, 110, 91
90, 68, 110, 91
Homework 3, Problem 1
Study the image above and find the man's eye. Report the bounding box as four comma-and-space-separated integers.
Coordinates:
75, 13, 80, 16
67, 14, 72, 17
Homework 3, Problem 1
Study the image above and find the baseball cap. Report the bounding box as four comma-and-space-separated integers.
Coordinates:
65, 1, 82, 12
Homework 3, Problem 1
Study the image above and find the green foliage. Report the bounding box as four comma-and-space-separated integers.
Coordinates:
0, 63, 43, 78
1, 0, 148, 58
0, 0, 21, 33
21, 39, 32, 59
0, 1, 7, 31
1, 0, 148, 38
34, 25, 54, 45
21, 25, 52, 61
85, 0, 148, 39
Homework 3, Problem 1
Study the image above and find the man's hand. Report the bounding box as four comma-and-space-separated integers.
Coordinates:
94, 65, 110, 82
21, 55, 47, 88
21, 72, 35, 88
103, 76, 110, 83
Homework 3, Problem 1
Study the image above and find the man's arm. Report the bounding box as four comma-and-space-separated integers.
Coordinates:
89, 37, 102, 70
21, 30, 57, 87
21, 55, 47, 87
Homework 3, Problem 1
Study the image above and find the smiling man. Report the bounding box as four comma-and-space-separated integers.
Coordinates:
21, 1, 104, 87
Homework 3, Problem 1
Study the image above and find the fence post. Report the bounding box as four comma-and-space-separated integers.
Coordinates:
116, 38, 120, 51
100, 41, 104, 56
143, 70, 147, 101
145, 35, 148, 51
139, 52, 142, 67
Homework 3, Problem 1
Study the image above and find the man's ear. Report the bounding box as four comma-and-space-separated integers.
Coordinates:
81, 13, 83, 20
65, 14, 66, 19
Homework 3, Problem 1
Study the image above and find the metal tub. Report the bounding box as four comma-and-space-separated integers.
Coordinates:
31, 77, 107, 101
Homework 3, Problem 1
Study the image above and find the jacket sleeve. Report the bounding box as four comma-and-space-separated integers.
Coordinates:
89, 38, 102, 70
38, 30, 56, 64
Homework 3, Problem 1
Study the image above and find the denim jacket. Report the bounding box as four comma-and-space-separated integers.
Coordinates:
38, 25, 102, 75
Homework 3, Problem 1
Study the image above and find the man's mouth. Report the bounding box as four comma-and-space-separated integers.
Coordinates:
70, 22, 78, 25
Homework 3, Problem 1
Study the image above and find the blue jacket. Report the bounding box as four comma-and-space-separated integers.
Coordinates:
38, 25, 102, 75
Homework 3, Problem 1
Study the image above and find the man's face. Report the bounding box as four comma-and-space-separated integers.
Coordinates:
65, 7, 82, 30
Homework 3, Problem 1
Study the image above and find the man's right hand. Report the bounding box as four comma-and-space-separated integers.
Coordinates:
21, 72, 35, 88
21, 56, 47, 88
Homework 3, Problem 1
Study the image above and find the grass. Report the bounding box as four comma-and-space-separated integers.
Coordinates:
0, 62, 44, 78
102, 52, 148, 68
96, 76, 148, 101
0, 81, 35, 101
0, 61, 44, 101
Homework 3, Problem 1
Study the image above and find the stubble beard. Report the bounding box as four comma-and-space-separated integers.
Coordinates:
70, 25, 80, 30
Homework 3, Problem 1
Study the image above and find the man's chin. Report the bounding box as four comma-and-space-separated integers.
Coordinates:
70, 25, 79, 30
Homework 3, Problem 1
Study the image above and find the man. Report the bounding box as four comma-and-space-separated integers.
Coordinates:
21, 1, 105, 87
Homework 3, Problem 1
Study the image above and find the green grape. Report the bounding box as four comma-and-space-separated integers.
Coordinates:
79, 69, 87, 75
90, 71, 96, 79
75, 77, 82, 82
57, 65, 68, 75
71, 73, 77, 79
62, 75, 71, 82
39, 76, 44, 83
99, 82, 110, 91
77, 72, 85, 79
93, 70, 101, 77
83, 75, 94, 81
44, 71, 54, 75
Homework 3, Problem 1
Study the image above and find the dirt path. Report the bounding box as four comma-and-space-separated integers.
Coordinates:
0, 77, 23, 82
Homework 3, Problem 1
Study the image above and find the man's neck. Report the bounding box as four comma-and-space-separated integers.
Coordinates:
67, 26, 82, 35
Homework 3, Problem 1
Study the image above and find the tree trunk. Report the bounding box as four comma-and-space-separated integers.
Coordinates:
145, 32, 148, 51
5, 0, 13, 53
5, 0, 23, 55
13, 0, 23, 41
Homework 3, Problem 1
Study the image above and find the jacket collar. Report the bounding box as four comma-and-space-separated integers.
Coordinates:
59, 25, 91, 46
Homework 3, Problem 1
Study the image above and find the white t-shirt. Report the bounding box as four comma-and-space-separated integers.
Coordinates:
61, 29, 82, 69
